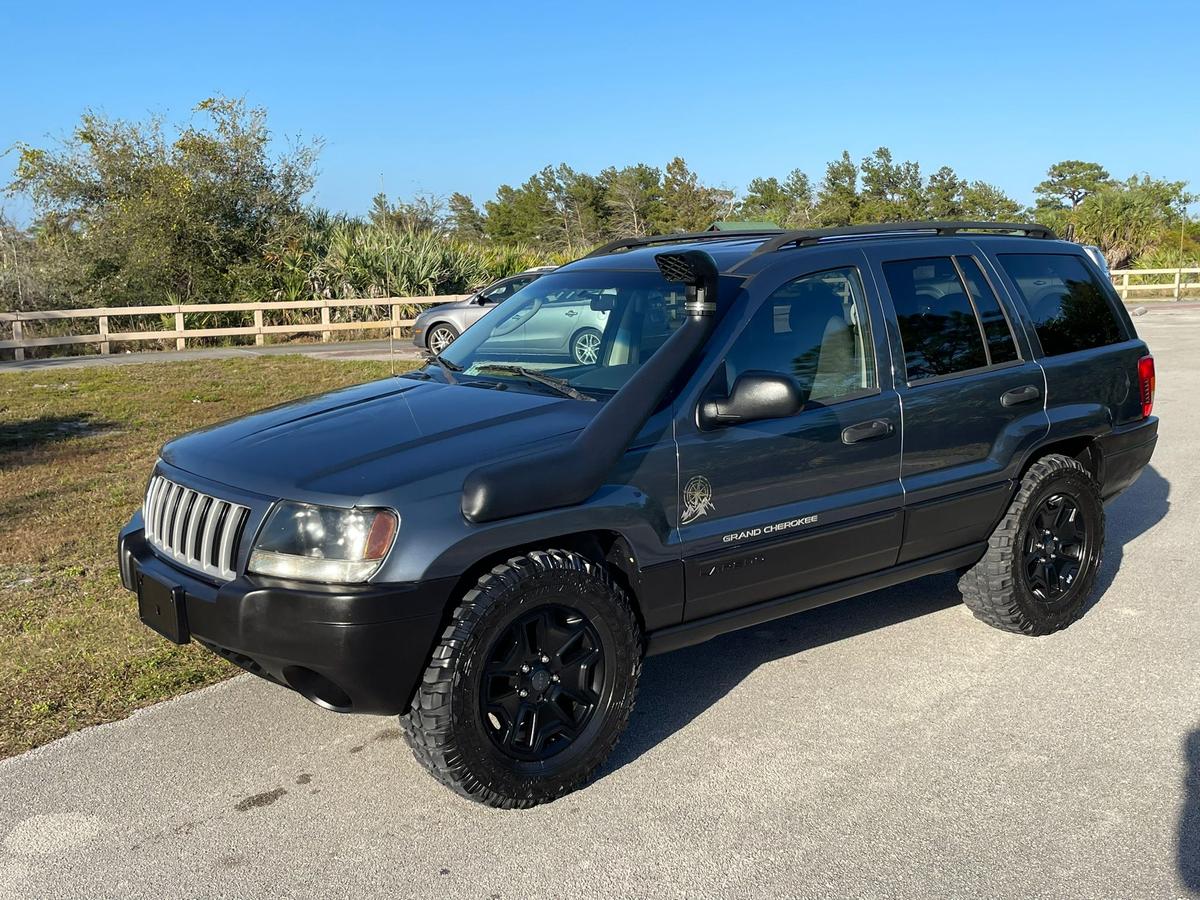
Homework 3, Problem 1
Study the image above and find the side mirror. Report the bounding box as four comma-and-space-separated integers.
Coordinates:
475, 294, 493, 305
699, 371, 803, 429
590, 295, 616, 312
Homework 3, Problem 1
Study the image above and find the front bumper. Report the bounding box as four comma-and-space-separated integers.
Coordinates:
119, 523, 454, 715
410, 319, 429, 349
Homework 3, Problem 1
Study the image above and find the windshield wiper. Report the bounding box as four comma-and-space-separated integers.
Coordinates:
420, 349, 463, 383
474, 364, 595, 402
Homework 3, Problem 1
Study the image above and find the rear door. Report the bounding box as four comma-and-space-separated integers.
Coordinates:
675, 249, 904, 621
863, 239, 1049, 563
988, 249, 1147, 433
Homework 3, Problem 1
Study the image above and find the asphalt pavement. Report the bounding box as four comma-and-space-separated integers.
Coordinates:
0, 307, 1196, 899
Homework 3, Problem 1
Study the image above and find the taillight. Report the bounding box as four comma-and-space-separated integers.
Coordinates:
1137, 355, 1155, 418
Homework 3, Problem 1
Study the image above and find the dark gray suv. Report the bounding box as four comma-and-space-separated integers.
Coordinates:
119, 221, 1157, 808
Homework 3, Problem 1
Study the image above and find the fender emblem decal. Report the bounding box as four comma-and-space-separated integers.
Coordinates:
681, 475, 715, 525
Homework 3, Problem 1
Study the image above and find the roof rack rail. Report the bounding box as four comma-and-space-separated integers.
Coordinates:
584, 228, 784, 258
739, 220, 1056, 264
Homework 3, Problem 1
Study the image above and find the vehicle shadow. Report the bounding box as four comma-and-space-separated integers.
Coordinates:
1086, 463, 1171, 608
1182, 730, 1200, 892
604, 463, 1171, 777
0, 413, 113, 461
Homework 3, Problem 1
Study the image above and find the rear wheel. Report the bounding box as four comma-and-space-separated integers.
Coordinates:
958, 454, 1104, 635
570, 328, 602, 365
426, 323, 459, 354
401, 550, 641, 808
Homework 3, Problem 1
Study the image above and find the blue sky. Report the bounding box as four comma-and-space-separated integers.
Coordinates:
3, 0, 1197, 223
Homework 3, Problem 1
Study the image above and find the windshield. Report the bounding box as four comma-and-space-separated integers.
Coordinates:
435, 270, 688, 397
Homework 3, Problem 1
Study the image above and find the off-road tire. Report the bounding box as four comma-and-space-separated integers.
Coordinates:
958, 453, 1105, 635
401, 549, 642, 808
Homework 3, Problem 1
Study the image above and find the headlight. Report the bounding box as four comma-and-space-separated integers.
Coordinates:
248, 502, 398, 582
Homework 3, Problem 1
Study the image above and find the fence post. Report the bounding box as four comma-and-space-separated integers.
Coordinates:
1175, 268, 1183, 301
1121, 272, 1130, 301
12, 316, 24, 362
174, 311, 185, 350
392, 303, 402, 340
99, 315, 110, 354
321, 301, 331, 343
254, 308, 264, 346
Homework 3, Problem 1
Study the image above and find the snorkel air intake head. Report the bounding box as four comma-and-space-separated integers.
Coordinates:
654, 249, 720, 317
461, 249, 724, 523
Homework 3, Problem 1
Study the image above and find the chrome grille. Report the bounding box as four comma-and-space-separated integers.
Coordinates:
143, 475, 250, 581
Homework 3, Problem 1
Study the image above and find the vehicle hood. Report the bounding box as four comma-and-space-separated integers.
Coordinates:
160, 377, 596, 503
416, 297, 475, 318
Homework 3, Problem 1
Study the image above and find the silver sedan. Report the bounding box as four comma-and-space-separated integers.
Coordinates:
412, 268, 610, 364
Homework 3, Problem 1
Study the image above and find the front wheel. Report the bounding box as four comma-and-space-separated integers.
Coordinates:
958, 453, 1105, 635
426, 323, 459, 354
401, 550, 642, 808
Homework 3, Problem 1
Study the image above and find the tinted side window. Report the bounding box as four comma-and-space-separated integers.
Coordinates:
723, 267, 876, 406
882, 257, 987, 381
482, 277, 529, 302
996, 254, 1125, 356
956, 256, 1018, 364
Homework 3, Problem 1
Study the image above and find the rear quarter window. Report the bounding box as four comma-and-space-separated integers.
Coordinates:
996, 253, 1126, 356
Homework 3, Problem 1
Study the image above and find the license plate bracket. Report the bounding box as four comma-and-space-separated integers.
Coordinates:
137, 570, 190, 644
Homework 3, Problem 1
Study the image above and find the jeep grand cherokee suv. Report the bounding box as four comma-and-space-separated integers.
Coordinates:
119, 221, 1157, 808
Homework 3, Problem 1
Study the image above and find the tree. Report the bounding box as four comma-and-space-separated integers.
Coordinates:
925, 166, 967, 219
656, 157, 734, 233
1070, 175, 1193, 268
369, 192, 448, 232
543, 164, 608, 253
1034, 160, 1111, 209
483, 173, 557, 245
6, 96, 319, 306
858, 147, 924, 221
447, 192, 486, 241
737, 176, 788, 224
814, 151, 860, 226
600, 164, 662, 238
780, 169, 816, 227
960, 181, 1023, 220
738, 169, 814, 227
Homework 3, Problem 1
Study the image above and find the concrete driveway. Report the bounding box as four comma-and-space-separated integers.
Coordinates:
1, 310, 1196, 899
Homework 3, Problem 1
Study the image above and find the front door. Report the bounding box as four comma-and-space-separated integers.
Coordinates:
675, 251, 904, 622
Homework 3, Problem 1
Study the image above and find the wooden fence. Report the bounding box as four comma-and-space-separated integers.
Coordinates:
1111, 267, 1200, 301
0, 295, 467, 361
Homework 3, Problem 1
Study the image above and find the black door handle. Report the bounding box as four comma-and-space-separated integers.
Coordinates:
842, 419, 894, 444
1000, 385, 1040, 407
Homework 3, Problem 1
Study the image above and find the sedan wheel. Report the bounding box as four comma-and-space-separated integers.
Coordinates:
571, 329, 602, 365
427, 324, 459, 354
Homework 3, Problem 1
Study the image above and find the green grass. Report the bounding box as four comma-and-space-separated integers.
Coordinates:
0, 356, 412, 758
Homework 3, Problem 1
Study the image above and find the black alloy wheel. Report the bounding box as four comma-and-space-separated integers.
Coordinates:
479, 605, 605, 762
1023, 492, 1087, 602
